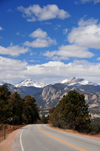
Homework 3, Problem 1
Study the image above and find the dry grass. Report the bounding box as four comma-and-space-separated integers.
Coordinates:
0, 124, 24, 142
47, 124, 100, 140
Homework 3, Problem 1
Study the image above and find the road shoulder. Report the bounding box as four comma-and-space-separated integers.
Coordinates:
47, 124, 100, 142
0, 128, 21, 151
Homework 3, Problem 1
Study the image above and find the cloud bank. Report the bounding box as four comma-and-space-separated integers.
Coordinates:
0, 57, 100, 84
44, 45, 94, 60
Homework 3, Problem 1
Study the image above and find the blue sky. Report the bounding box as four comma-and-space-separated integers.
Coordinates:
0, 0, 100, 84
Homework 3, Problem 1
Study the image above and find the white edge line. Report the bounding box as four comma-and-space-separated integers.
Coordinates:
20, 128, 25, 151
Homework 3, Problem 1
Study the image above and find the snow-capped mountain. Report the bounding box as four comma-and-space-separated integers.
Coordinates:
1, 77, 100, 117
0, 80, 7, 86
61, 77, 98, 86
15, 79, 46, 88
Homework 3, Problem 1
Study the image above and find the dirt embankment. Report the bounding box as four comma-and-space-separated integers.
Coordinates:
0, 124, 26, 151
0, 128, 20, 151
0, 125, 23, 142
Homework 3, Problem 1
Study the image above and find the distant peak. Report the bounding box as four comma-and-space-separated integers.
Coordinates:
15, 79, 46, 88
60, 77, 98, 86
72, 77, 77, 80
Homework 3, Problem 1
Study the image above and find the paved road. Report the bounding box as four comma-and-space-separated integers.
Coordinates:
12, 124, 100, 151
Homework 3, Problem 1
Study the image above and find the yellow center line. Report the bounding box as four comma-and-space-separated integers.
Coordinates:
37, 125, 87, 151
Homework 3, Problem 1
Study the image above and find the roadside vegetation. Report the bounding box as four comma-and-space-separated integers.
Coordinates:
0, 85, 40, 125
0, 124, 24, 142
41, 114, 49, 124
90, 118, 100, 134
49, 90, 100, 134
0, 85, 40, 141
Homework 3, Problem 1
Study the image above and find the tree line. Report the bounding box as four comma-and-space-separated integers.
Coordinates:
0, 85, 40, 125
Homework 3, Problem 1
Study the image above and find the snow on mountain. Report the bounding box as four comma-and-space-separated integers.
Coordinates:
61, 77, 98, 86
0, 80, 7, 86
15, 79, 46, 88
0, 82, 4, 86
61, 79, 69, 84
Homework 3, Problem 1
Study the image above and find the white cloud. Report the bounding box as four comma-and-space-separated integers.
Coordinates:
81, 0, 100, 3
0, 26, 4, 30
0, 56, 27, 70
17, 4, 70, 22
0, 57, 100, 84
24, 39, 50, 48
44, 44, 94, 60
78, 18, 98, 26
63, 28, 68, 34
0, 56, 27, 83
43, 18, 100, 61
24, 28, 57, 48
0, 44, 29, 56
68, 18, 100, 49
29, 28, 47, 38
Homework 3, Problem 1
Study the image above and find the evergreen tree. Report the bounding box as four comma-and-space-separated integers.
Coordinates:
23, 95, 40, 124
0, 85, 11, 123
50, 90, 91, 132
8, 92, 23, 125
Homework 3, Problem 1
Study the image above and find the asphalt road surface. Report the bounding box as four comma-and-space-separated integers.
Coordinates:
12, 124, 100, 151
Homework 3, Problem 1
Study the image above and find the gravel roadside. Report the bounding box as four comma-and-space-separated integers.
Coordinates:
0, 128, 21, 151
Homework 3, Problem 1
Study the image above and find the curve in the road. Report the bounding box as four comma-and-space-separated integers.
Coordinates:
37, 125, 86, 151
15, 124, 100, 151
20, 128, 25, 151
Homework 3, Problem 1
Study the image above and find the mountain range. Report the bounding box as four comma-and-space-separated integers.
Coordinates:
0, 77, 100, 118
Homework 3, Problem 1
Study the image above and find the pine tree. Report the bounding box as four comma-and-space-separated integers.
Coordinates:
0, 85, 11, 123
23, 95, 40, 124
8, 92, 23, 125
50, 90, 91, 132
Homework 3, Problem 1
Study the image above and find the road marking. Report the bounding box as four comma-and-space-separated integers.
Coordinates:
20, 129, 25, 151
37, 125, 87, 151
